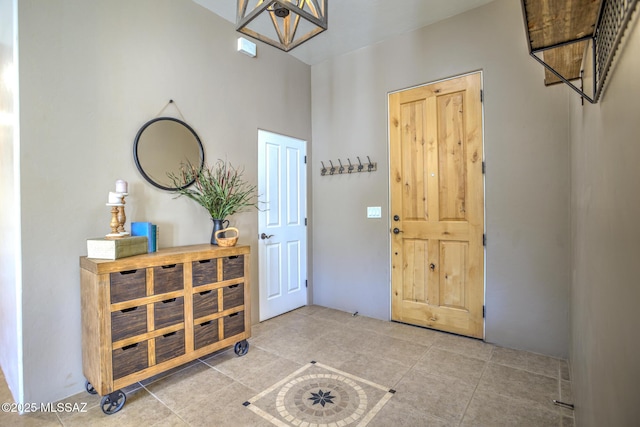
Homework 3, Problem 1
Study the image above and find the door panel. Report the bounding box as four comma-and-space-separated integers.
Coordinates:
400, 100, 429, 221
286, 147, 302, 225
390, 72, 484, 338
402, 239, 427, 303
438, 91, 467, 221
440, 241, 468, 309
286, 241, 301, 293
266, 243, 282, 298
266, 143, 281, 227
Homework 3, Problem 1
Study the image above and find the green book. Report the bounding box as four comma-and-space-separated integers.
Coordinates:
86, 236, 148, 260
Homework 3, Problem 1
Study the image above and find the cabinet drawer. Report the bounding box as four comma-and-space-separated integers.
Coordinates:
111, 306, 147, 341
110, 269, 146, 304
154, 297, 184, 330
194, 319, 219, 350
112, 341, 148, 380
222, 256, 244, 281
153, 264, 183, 294
222, 284, 244, 310
155, 330, 185, 364
192, 259, 218, 287
223, 311, 244, 339
193, 289, 219, 320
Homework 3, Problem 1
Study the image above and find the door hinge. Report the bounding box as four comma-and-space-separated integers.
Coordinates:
483, 234, 486, 246
305, 279, 308, 288
482, 161, 486, 174
304, 155, 307, 164
483, 305, 485, 318
305, 218, 307, 226
480, 89, 484, 102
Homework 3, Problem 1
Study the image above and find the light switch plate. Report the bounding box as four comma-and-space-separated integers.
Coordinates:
367, 206, 382, 218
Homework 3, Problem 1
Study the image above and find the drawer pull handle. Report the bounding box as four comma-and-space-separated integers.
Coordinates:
121, 307, 138, 313
228, 256, 239, 260
228, 284, 239, 289
162, 332, 176, 338
162, 298, 176, 304
199, 290, 212, 295
228, 312, 239, 318
200, 321, 212, 326
161, 264, 177, 269
122, 343, 138, 351
119, 270, 138, 275
198, 260, 212, 264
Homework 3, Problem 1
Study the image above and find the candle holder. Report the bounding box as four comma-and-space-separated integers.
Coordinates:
117, 193, 130, 236
105, 202, 124, 239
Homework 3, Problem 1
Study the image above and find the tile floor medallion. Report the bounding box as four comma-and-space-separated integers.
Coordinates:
243, 361, 395, 427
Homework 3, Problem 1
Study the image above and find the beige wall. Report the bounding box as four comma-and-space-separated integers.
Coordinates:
0, 0, 21, 403
569, 14, 640, 426
15, 0, 310, 403
310, 0, 571, 357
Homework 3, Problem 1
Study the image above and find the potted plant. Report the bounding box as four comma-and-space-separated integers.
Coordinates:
168, 160, 258, 245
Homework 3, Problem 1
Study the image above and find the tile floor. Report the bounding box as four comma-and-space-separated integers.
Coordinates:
0, 305, 574, 426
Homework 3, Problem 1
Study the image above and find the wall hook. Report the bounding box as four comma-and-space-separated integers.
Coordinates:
321, 161, 327, 176
347, 158, 354, 173
367, 156, 373, 172
338, 159, 345, 174
357, 157, 364, 172
329, 160, 336, 175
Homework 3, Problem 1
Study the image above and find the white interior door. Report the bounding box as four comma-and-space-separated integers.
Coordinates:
258, 130, 308, 321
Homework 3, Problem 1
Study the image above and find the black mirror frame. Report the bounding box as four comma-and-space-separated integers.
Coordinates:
133, 117, 205, 191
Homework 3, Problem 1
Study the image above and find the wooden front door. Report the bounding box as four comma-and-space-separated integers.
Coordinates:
389, 72, 484, 338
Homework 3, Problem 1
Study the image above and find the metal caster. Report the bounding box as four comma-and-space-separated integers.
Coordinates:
234, 339, 249, 356
101, 390, 126, 415
85, 380, 97, 395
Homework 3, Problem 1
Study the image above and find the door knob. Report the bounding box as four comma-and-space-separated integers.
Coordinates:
430, 263, 436, 271
393, 215, 400, 221
260, 233, 274, 240
393, 228, 403, 234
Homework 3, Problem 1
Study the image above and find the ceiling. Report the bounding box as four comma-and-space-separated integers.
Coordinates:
192, 0, 495, 65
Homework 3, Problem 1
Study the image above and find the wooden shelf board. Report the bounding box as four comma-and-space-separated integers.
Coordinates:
523, 0, 600, 84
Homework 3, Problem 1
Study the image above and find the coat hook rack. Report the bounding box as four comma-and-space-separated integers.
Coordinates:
320, 156, 377, 176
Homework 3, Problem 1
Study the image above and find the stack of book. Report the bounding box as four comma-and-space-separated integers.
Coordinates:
131, 221, 159, 253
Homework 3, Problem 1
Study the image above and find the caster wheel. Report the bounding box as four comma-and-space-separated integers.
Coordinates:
234, 340, 249, 356
101, 390, 126, 415
85, 380, 97, 395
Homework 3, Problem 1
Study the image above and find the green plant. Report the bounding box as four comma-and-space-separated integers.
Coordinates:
168, 160, 258, 219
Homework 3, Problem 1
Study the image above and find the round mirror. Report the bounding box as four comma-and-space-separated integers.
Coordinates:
133, 117, 204, 191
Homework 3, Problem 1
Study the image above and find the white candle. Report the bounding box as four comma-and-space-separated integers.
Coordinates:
108, 192, 122, 204
115, 179, 128, 193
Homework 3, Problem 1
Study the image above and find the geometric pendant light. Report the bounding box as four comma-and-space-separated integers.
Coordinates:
236, 0, 328, 52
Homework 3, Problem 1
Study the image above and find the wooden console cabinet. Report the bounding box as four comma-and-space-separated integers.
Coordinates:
80, 244, 250, 414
